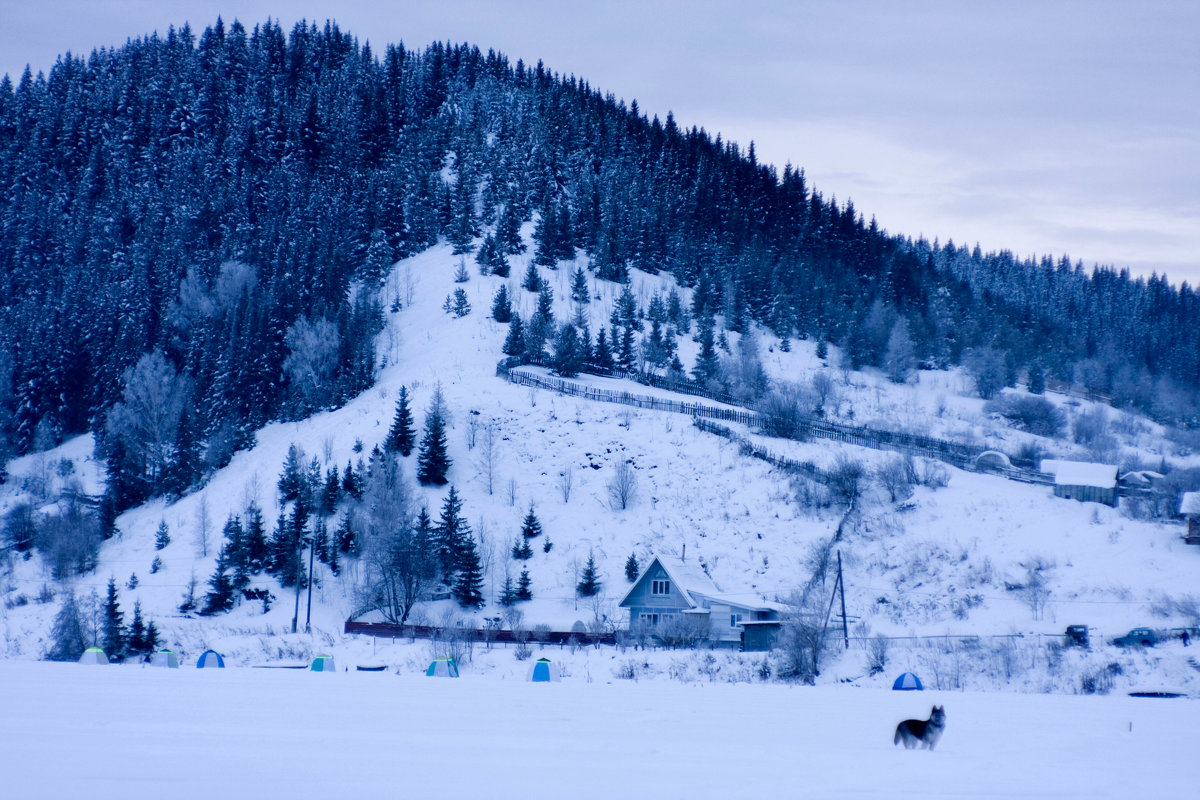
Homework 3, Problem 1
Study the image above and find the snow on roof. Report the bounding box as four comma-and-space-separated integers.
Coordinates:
1040, 459, 1117, 488
1181, 492, 1200, 515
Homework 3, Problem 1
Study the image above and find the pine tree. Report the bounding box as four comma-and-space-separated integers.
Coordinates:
516, 568, 533, 601
322, 465, 341, 513
503, 314, 526, 357
625, 553, 640, 583
417, 394, 452, 485
150, 556, 162, 574
452, 533, 485, 609
154, 520, 171, 550
536, 283, 555, 325
692, 317, 721, 384
520, 505, 543, 539
577, 552, 601, 597
542, 537, 553, 554
335, 514, 357, 556
385, 386, 416, 456
127, 572, 139, 590
102, 578, 126, 660
179, 571, 198, 614
491, 284, 513, 323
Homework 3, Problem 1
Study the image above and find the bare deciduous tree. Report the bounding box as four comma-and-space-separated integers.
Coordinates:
477, 420, 498, 495
558, 466, 574, 503
607, 460, 638, 511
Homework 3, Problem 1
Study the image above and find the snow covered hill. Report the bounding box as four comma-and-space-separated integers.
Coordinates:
3, 239, 1198, 696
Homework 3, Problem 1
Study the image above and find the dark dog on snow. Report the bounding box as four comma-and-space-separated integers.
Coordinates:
894, 705, 946, 750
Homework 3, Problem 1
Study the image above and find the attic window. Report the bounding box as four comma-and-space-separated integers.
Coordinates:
651, 579, 670, 596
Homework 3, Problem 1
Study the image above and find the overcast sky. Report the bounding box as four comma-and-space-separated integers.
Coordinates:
4, 1, 1197, 285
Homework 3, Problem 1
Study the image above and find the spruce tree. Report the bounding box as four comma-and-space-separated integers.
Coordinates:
435, 486, 470, 580
452, 533, 485, 609
542, 537, 553, 554
516, 568, 533, 601
322, 465, 341, 513
46, 592, 87, 662
570, 266, 591, 304
154, 520, 171, 550
244, 503, 268, 572
491, 285, 513, 323
511, 537, 533, 561
552, 324, 585, 378
341, 459, 362, 499
536, 283, 555, 325
522, 261, 541, 292
102, 577, 126, 660
593, 328, 614, 372
144, 620, 160, 653
417, 397, 452, 486
498, 574, 517, 607
577, 552, 601, 598
385, 386, 417, 456
520, 505, 543, 539
625, 553, 640, 583
503, 314, 526, 357
127, 601, 147, 659
202, 554, 235, 615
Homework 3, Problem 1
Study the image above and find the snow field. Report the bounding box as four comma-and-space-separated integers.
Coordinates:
3, 660, 1196, 799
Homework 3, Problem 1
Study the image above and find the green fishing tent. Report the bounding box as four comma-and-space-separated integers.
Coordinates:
310, 655, 337, 672
78, 647, 108, 665
151, 649, 180, 668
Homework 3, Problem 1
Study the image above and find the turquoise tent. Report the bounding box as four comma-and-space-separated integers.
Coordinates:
196, 650, 225, 669
426, 658, 459, 677
892, 672, 924, 691
527, 658, 560, 683
78, 647, 108, 665
310, 655, 337, 672
151, 649, 180, 668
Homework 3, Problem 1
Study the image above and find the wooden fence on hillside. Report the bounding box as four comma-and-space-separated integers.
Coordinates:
497, 361, 1152, 494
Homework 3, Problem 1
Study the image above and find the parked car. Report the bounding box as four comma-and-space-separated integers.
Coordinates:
1111, 628, 1159, 648
1064, 625, 1090, 648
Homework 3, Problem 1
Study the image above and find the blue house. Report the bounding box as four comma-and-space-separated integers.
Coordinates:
618, 555, 784, 649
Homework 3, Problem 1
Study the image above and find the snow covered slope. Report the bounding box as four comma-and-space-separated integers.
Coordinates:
2, 239, 1198, 695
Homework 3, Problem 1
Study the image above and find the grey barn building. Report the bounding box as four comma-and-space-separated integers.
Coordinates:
618, 555, 785, 650
1041, 459, 1119, 507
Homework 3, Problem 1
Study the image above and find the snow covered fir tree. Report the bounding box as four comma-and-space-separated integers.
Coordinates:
0, 16, 1198, 714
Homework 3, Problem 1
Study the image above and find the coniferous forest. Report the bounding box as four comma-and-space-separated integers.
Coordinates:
2, 18, 1199, 512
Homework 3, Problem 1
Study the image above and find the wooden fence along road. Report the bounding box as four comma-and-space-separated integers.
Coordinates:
344, 620, 616, 646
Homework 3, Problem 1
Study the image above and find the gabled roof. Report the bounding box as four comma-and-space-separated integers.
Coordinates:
1040, 459, 1117, 488
617, 555, 719, 609
1181, 492, 1200, 516
618, 555, 785, 613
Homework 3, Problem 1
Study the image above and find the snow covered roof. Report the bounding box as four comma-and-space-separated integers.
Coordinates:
1040, 459, 1117, 488
617, 555, 721, 609
1181, 492, 1200, 516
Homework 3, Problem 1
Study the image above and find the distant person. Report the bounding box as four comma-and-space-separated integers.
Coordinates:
1182, 629, 1190, 647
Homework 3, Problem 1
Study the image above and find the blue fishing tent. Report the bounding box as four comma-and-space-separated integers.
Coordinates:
196, 650, 226, 669
426, 658, 459, 677
527, 658, 561, 682
892, 672, 924, 691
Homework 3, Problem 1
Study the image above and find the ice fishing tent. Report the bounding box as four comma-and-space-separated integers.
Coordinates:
78, 647, 108, 665
527, 658, 560, 683
425, 658, 459, 677
892, 672, 924, 691
196, 650, 225, 669
310, 655, 336, 672
151, 649, 180, 668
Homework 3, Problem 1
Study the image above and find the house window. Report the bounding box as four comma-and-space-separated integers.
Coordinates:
651, 579, 670, 596
730, 613, 743, 628
639, 613, 659, 626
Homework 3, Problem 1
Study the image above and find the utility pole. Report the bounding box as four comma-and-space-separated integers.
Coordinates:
291, 529, 303, 634
305, 535, 316, 633
837, 551, 849, 650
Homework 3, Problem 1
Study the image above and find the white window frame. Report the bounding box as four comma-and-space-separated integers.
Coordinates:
730, 613, 743, 628
651, 579, 670, 596
639, 612, 659, 626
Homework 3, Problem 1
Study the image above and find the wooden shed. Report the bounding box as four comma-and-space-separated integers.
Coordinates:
1041, 460, 1118, 507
